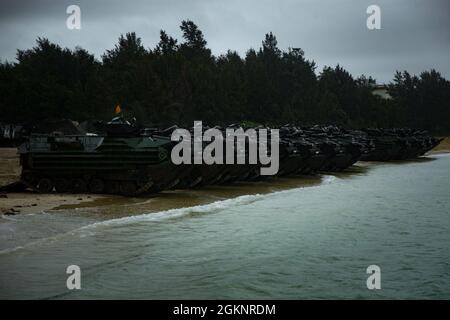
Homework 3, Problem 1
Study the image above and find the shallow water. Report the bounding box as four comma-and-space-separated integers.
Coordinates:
1, 154, 450, 299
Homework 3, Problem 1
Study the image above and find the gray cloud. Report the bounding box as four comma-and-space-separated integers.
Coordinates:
0, 0, 449, 82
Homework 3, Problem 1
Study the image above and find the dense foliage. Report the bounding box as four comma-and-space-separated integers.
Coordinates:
0, 21, 449, 132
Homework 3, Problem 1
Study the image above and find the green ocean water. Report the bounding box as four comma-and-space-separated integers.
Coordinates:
1, 154, 449, 299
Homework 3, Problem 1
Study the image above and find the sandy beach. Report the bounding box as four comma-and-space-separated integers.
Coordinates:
429, 137, 450, 154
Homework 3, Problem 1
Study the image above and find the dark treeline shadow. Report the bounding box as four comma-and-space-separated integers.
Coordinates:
0, 20, 449, 133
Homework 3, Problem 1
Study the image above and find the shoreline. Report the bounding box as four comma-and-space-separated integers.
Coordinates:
1, 137, 449, 217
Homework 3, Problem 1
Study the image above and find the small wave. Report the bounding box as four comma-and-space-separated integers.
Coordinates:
80, 193, 265, 230
1, 214, 19, 222
0, 246, 25, 255
321, 174, 338, 184
80, 174, 337, 231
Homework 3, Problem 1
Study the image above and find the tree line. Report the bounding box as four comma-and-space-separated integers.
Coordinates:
0, 20, 449, 133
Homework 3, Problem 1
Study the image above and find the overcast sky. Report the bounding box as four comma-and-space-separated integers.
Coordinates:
0, 0, 449, 82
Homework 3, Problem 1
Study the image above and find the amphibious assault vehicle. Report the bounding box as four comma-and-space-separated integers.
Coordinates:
359, 128, 442, 161
11, 119, 442, 195
17, 119, 189, 195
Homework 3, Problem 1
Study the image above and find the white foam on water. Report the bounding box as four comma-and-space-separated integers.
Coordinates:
0, 246, 25, 255
79, 174, 338, 231
80, 193, 265, 230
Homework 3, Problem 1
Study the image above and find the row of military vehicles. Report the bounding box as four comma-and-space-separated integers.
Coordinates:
8, 118, 443, 196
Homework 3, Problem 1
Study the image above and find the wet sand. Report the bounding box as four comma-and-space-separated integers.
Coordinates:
52, 175, 325, 218
1, 137, 449, 218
